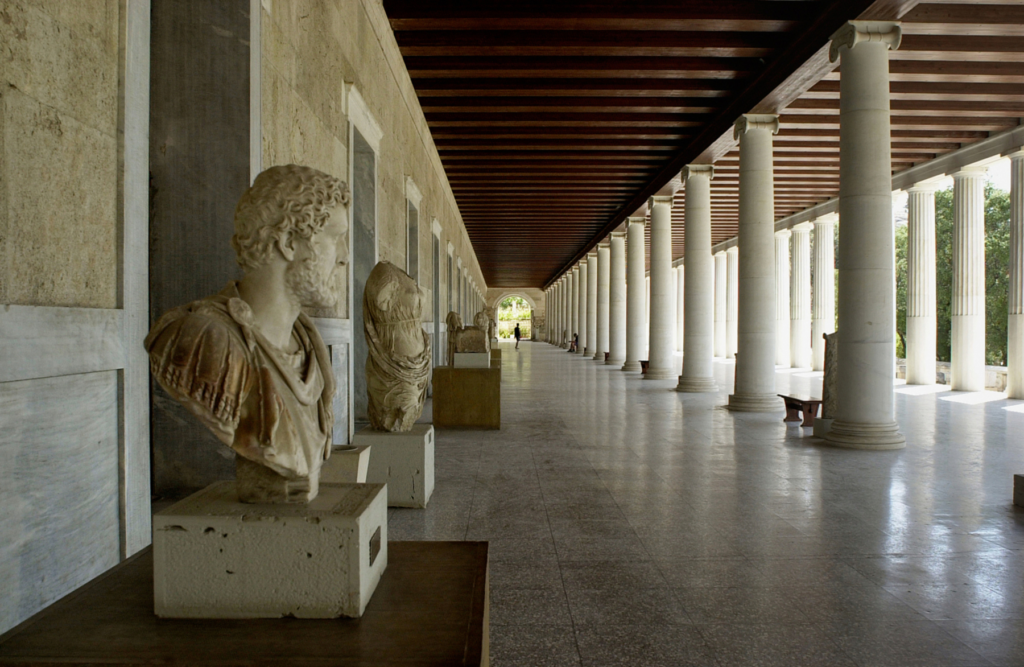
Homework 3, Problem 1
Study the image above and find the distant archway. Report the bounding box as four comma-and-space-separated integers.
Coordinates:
496, 295, 533, 340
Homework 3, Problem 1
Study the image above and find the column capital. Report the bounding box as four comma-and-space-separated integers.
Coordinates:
791, 222, 813, 233
733, 113, 779, 140
572, 265, 579, 274
953, 165, 989, 180
610, 231, 627, 240
580, 257, 588, 267
683, 164, 714, 181
1003, 147, 1024, 160
598, 240, 611, 249
627, 216, 647, 228
726, 246, 738, 256
648, 194, 675, 209
907, 181, 943, 194
588, 250, 598, 260
829, 21, 902, 63
815, 212, 839, 225
714, 249, 727, 257
776, 229, 792, 239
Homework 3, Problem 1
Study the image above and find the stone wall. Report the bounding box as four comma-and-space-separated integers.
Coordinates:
0, 0, 121, 307
260, 0, 487, 324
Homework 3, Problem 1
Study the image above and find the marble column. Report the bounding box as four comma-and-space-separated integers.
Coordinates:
564, 274, 573, 348
571, 266, 580, 348
906, 187, 937, 384
952, 166, 987, 392
646, 277, 651, 357
677, 164, 718, 392
729, 113, 779, 412
790, 223, 812, 368
676, 263, 685, 352
623, 217, 646, 371
595, 242, 611, 361
775, 230, 792, 367
1009, 151, 1024, 399
557, 279, 565, 347
578, 259, 589, 355
825, 21, 905, 449
647, 193, 678, 380
608, 231, 627, 365
726, 246, 739, 359
812, 214, 837, 371
671, 267, 679, 353
587, 250, 598, 356
714, 251, 727, 358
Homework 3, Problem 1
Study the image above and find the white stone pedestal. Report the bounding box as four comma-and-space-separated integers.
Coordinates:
153, 481, 387, 619
455, 352, 490, 368
357, 423, 435, 508
320, 445, 371, 484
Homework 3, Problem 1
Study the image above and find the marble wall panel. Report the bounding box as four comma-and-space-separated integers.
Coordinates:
0, 371, 120, 635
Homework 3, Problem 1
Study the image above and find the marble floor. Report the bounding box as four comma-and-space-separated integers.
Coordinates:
391, 342, 1024, 667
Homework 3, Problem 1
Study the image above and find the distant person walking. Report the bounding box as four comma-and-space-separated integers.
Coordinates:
514, 323, 521, 349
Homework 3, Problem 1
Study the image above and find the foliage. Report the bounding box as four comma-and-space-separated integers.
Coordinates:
498, 321, 531, 339
896, 184, 1010, 365
497, 295, 531, 321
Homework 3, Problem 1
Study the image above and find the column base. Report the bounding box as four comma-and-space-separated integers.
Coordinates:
644, 368, 677, 380
823, 420, 905, 450
621, 361, 642, 372
606, 357, 625, 366
727, 393, 780, 412
592, 352, 604, 361
675, 376, 718, 393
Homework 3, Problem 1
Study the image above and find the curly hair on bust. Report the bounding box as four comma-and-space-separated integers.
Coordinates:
231, 164, 350, 271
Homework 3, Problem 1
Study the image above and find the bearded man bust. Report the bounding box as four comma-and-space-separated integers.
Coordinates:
145, 165, 349, 503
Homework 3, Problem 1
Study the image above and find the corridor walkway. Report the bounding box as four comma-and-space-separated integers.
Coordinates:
391, 342, 1024, 667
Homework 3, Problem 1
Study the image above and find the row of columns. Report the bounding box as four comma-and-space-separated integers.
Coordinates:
545, 20, 1024, 447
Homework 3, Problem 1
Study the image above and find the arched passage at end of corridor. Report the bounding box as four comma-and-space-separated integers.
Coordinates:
492, 293, 535, 341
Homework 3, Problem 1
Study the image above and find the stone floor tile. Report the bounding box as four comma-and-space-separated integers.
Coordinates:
567, 586, 692, 626
672, 586, 811, 625
818, 619, 994, 666
559, 560, 669, 590
490, 625, 582, 667
936, 619, 1024, 667
489, 587, 573, 626
574, 624, 718, 667
698, 622, 858, 667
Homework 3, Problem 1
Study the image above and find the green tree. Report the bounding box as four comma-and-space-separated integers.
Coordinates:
895, 222, 908, 358
903, 184, 1010, 365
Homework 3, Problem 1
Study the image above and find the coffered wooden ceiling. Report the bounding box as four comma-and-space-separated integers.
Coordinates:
384, 1, 1024, 288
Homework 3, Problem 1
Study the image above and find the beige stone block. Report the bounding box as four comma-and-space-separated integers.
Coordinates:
433, 367, 501, 430
320, 445, 371, 484
1, 1, 118, 136
3, 88, 117, 308
358, 424, 435, 509
153, 481, 387, 619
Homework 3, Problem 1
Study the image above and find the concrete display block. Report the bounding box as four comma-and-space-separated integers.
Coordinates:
356, 424, 435, 508
153, 481, 387, 619
320, 445, 371, 483
433, 366, 501, 430
1015, 474, 1024, 508
455, 352, 490, 368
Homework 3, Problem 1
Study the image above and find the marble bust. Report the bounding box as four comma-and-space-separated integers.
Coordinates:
145, 164, 349, 503
363, 261, 430, 432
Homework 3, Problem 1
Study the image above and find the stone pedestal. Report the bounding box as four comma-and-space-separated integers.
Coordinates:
320, 445, 371, 484
357, 424, 435, 508
433, 366, 501, 430
455, 352, 490, 368
153, 481, 387, 619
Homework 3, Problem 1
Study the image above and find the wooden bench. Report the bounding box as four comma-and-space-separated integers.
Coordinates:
778, 394, 822, 427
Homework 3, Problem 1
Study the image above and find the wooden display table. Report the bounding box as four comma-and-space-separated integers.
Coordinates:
0, 542, 489, 666
433, 366, 500, 429
778, 394, 822, 427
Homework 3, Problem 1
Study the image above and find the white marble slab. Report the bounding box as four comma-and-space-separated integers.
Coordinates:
0, 306, 124, 382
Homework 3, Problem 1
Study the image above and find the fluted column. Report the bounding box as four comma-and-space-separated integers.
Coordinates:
608, 231, 627, 365
594, 242, 611, 360
578, 259, 589, 355
677, 164, 718, 392
826, 20, 905, 449
1009, 151, 1024, 399
676, 263, 685, 352
812, 214, 836, 371
775, 230, 792, 367
729, 114, 779, 412
790, 223, 812, 368
951, 166, 987, 392
552, 281, 559, 346
671, 267, 679, 353
558, 279, 566, 347
565, 274, 573, 348
586, 250, 598, 356
647, 193, 678, 379
624, 218, 646, 371
714, 251, 727, 358
906, 187, 937, 384
726, 246, 739, 358
571, 266, 580, 348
